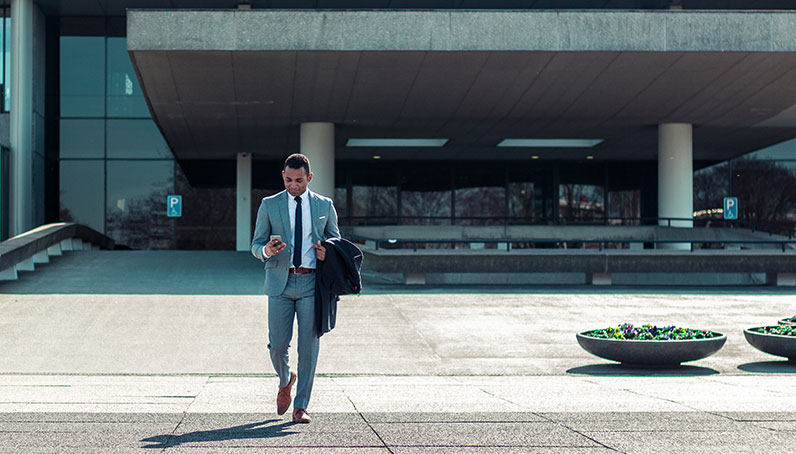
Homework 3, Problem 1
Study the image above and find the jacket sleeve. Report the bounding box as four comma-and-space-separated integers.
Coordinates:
324, 200, 341, 240
251, 198, 271, 262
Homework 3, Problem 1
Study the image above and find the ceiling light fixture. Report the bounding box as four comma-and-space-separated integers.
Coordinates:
346, 138, 449, 147
497, 139, 604, 148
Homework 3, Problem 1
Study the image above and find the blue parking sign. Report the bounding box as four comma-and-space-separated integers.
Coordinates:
167, 195, 182, 217
723, 197, 738, 220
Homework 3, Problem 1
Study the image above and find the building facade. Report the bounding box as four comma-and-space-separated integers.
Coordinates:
2, 0, 796, 249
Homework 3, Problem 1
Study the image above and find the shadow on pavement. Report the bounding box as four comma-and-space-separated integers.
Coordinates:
567, 363, 719, 376
140, 419, 296, 449
737, 361, 796, 374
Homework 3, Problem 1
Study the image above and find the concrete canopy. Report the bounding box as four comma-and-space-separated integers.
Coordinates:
127, 10, 796, 162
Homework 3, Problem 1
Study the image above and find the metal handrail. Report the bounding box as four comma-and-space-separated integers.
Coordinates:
346, 234, 796, 253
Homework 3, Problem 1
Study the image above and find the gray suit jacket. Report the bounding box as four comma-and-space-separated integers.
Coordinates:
251, 189, 341, 296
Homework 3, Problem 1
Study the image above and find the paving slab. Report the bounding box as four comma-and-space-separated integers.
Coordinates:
370, 421, 599, 448
0, 251, 795, 452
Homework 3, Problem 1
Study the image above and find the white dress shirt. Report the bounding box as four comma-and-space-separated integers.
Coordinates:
262, 190, 314, 268
288, 190, 315, 269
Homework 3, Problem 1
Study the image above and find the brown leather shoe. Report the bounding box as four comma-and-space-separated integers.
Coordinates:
276, 372, 296, 415
292, 408, 311, 424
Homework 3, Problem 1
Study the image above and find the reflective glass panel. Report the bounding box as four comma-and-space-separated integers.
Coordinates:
175, 165, 237, 250
106, 37, 150, 118
60, 36, 105, 117
607, 190, 641, 225
106, 160, 175, 249
559, 184, 604, 221
352, 186, 397, 221
741, 138, 796, 160
731, 160, 796, 229
3, 17, 9, 112
455, 187, 505, 225
106, 119, 171, 158
400, 190, 451, 225
693, 162, 729, 218
60, 119, 104, 158
508, 182, 536, 221
59, 160, 105, 233
334, 186, 348, 219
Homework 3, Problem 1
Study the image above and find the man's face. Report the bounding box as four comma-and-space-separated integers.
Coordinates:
282, 166, 312, 197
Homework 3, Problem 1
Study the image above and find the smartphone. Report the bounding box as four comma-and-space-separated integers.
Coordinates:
269, 235, 282, 244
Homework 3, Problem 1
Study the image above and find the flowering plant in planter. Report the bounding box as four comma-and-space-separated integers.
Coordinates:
778, 316, 796, 327
576, 323, 726, 366
750, 325, 796, 336
583, 323, 721, 341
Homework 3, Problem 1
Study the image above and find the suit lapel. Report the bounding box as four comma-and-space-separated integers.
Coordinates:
277, 191, 291, 244
309, 191, 321, 243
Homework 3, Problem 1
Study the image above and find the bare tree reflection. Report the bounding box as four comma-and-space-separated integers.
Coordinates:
455, 186, 506, 226
733, 160, 796, 229
560, 184, 604, 223
106, 181, 175, 250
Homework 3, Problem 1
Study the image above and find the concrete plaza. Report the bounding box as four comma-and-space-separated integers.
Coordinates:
0, 251, 794, 453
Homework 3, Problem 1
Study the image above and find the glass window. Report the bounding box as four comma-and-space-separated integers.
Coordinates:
352, 186, 397, 222
175, 165, 237, 250
3, 15, 10, 112
608, 190, 641, 225
455, 186, 505, 225
559, 184, 604, 222
60, 36, 105, 117
400, 190, 451, 225
60, 119, 104, 158
106, 37, 150, 118
741, 138, 796, 161
731, 160, 796, 229
399, 166, 451, 225
693, 162, 729, 221
106, 160, 175, 249
59, 160, 105, 233
508, 182, 536, 221
106, 119, 171, 158
334, 186, 348, 219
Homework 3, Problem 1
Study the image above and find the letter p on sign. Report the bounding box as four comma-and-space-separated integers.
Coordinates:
167, 195, 182, 217
723, 197, 738, 220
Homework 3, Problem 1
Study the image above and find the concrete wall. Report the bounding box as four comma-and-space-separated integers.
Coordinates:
129, 10, 796, 53
347, 225, 792, 245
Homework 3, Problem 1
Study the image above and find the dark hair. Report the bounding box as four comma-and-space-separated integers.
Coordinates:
284, 153, 311, 176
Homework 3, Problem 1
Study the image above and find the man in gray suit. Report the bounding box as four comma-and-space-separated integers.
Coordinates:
251, 153, 340, 424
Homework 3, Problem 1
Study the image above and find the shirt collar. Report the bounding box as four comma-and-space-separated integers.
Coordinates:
290, 189, 310, 203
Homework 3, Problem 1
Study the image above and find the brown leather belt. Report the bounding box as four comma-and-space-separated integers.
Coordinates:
289, 267, 315, 274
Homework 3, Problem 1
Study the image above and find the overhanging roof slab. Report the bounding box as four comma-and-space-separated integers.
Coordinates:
127, 10, 796, 161
128, 10, 796, 52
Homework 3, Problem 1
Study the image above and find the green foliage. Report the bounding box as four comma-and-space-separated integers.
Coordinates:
584, 323, 720, 341
752, 325, 796, 337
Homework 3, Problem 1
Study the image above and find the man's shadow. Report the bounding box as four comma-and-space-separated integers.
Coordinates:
140, 419, 297, 449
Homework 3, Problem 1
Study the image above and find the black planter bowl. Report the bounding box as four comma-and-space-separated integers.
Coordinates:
778, 318, 796, 327
744, 328, 796, 362
576, 332, 727, 366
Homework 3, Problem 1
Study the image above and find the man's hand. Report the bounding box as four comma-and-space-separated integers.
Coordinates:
312, 240, 326, 261
265, 239, 286, 257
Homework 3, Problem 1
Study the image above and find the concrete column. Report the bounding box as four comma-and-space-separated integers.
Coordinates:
300, 122, 335, 200
10, 0, 34, 236
236, 152, 252, 251
658, 123, 693, 250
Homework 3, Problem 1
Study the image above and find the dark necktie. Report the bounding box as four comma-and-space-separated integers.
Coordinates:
293, 196, 302, 268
